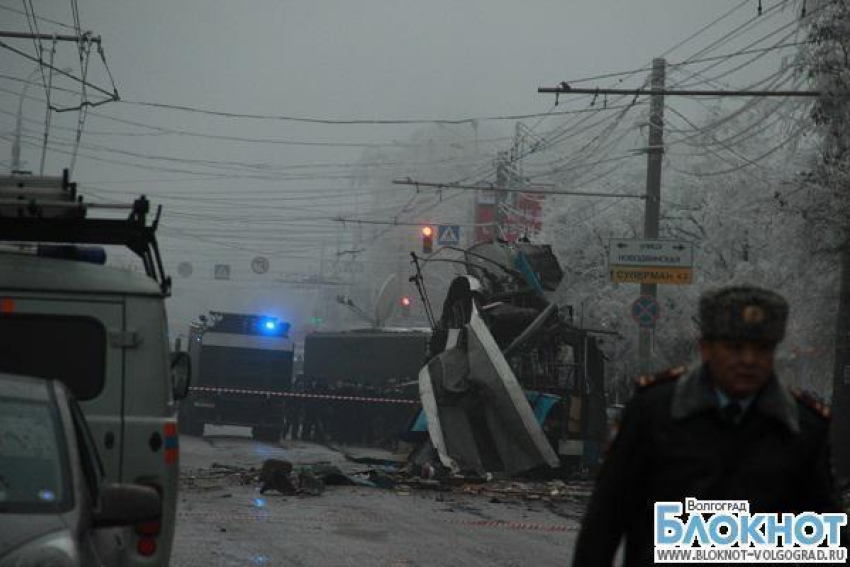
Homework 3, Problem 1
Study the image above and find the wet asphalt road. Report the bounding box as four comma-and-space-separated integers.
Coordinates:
171, 426, 583, 566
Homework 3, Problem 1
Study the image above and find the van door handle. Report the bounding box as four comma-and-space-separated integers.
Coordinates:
104, 431, 115, 449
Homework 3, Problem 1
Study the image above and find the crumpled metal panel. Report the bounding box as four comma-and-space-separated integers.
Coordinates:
419, 302, 559, 476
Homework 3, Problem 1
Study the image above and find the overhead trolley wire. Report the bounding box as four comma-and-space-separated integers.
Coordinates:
0, 4, 78, 31
115, 99, 617, 126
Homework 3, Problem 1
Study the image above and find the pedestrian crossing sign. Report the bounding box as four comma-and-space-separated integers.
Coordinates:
437, 225, 460, 245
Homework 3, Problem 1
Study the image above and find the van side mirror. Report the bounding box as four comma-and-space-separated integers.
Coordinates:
170, 351, 191, 400
93, 483, 161, 527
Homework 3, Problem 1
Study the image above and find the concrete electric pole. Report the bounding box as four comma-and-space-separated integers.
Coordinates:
638, 58, 666, 374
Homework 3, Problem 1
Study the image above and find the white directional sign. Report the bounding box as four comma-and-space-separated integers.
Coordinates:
608, 239, 693, 267
608, 239, 694, 285
438, 225, 460, 245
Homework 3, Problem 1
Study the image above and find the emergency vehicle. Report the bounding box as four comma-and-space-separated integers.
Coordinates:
0, 171, 187, 566
181, 312, 294, 441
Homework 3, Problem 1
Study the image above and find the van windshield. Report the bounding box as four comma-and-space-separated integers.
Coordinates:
0, 398, 71, 513
0, 315, 106, 400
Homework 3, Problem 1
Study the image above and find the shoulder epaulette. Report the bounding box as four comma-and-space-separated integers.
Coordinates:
636, 365, 687, 389
790, 387, 832, 420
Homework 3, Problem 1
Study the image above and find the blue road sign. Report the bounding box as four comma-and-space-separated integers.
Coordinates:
437, 225, 460, 245
631, 295, 661, 327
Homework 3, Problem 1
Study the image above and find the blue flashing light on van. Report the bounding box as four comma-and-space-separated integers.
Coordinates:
257, 317, 290, 336
37, 244, 107, 265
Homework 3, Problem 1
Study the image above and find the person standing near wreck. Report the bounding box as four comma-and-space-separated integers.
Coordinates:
572, 285, 844, 566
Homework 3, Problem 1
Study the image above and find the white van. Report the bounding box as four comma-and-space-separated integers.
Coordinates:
0, 172, 187, 566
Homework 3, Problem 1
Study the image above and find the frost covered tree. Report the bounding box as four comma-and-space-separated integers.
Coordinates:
800, 0, 850, 483
544, 91, 836, 398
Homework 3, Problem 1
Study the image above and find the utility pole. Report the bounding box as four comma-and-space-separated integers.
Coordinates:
538, 62, 822, 375
638, 58, 666, 374
495, 151, 510, 239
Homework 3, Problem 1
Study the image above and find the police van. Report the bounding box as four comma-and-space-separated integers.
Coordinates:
0, 171, 188, 566
181, 312, 294, 441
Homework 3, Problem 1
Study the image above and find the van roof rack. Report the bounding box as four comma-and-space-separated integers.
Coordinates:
0, 169, 172, 295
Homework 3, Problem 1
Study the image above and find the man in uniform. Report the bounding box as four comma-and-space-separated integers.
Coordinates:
573, 285, 843, 566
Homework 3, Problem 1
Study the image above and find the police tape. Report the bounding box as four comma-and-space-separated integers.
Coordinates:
188, 386, 421, 405
176, 510, 578, 533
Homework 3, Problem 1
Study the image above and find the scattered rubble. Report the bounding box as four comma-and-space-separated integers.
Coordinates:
180, 462, 259, 491
180, 457, 595, 512
458, 479, 594, 503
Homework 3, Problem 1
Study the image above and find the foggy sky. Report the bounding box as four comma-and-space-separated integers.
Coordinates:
0, 0, 803, 336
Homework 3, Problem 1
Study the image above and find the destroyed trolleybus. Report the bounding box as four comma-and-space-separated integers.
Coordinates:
180, 312, 294, 442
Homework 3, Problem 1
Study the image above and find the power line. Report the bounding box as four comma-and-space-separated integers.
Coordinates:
0, 38, 116, 101
538, 84, 818, 97
669, 19, 803, 89
519, 2, 794, 194
391, 178, 646, 199
0, 5, 78, 31
115, 99, 627, 126
331, 217, 494, 229
658, 0, 754, 60
668, 118, 809, 177
673, 0, 793, 65
4, 131, 474, 181
562, 41, 806, 87
0, 87, 515, 148
7, 126, 486, 174
534, 1, 772, 100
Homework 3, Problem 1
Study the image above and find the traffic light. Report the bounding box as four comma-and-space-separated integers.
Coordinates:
422, 226, 434, 254
400, 296, 411, 308
400, 295, 412, 317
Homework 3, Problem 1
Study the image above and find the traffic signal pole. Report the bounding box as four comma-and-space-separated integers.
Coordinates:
421, 226, 434, 254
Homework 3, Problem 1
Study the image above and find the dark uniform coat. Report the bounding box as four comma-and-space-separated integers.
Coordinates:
573, 364, 840, 566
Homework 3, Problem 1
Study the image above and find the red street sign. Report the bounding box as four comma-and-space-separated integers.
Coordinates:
632, 295, 661, 327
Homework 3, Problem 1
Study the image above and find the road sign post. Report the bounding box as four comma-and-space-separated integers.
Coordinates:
251, 256, 269, 274
437, 225, 460, 246
608, 238, 694, 285
632, 295, 661, 327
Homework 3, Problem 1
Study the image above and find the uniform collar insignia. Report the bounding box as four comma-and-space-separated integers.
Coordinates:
671, 364, 800, 434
